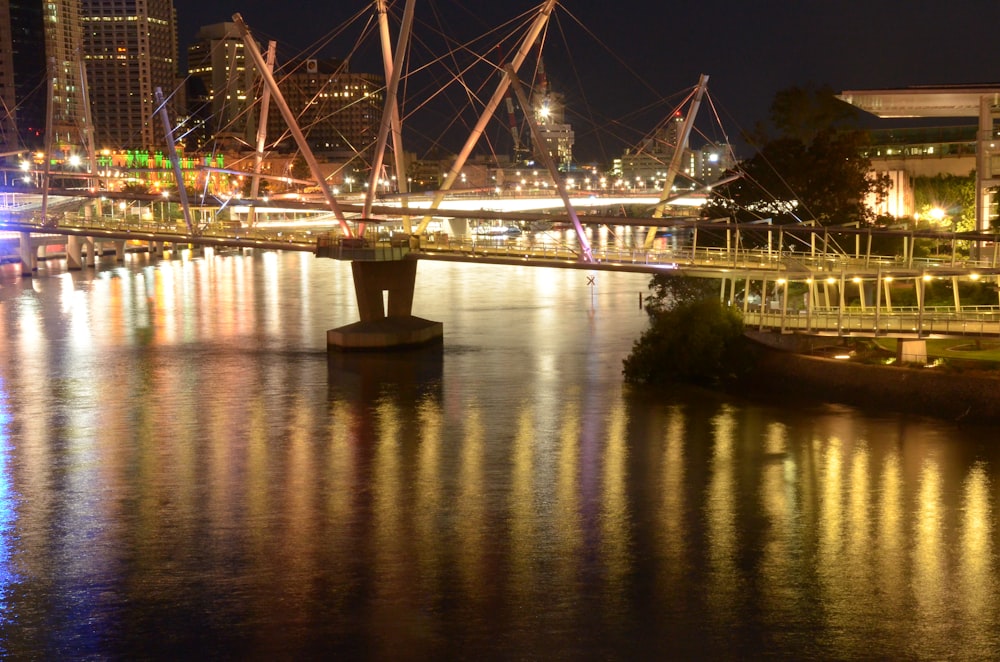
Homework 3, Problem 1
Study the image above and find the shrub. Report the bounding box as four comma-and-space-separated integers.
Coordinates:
623, 297, 749, 387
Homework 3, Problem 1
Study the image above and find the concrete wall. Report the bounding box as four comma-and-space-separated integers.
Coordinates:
741, 334, 1000, 423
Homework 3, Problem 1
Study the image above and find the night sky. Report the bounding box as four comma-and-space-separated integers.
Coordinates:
171, 0, 1000, 160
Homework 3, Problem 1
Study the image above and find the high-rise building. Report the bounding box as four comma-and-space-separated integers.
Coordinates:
266, 58, 382, 160
186, 22, 258, 151
80, 0, 179, 150
530, 89, 574, 170
0, 0, 86, 154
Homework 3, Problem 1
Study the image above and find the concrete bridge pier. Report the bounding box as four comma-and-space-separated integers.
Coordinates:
86, 239, 99, 267
113, 240, 127, 262
66, 236, 84, 270
897, 339, 927, 364
444, 218, 468, 237
18, 232, 36, 276
328, 259, 442, 350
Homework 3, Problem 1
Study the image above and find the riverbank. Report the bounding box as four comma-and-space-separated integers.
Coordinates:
741, 331, 1000, 423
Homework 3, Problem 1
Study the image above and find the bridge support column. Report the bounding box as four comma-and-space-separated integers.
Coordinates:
897, 339, 927, 364
18, 232, 36, 276
444, 218, 467, 237
328, 260, 442, 350
66, 236, 84, 270
84, 238, 97, 267
113, 240, 126, 262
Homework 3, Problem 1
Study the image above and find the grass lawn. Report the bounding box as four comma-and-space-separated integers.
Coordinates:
874, 338, 1000, 362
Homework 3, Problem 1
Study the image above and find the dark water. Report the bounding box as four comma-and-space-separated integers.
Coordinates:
0, 250, 998, 660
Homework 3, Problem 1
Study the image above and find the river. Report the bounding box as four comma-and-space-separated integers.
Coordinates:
0, 249, 997, 659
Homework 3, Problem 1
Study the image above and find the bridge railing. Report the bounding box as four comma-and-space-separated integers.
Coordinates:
743, 306, 1000, 337
17, 211, 320, 245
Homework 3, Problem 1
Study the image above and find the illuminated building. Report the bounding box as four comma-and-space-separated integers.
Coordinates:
265, 58, 382, 160
529, 62, 574, 169
186, 22, 257, 151
617, 115, 733, 190
0, 0, 87, 153
80, 0, 179, 150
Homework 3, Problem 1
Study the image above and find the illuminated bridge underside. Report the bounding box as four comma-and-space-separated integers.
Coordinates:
9, 216, 1000, 345
746, 309, 1000, 339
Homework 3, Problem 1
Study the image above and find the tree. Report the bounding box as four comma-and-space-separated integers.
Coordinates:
623, 297, 748, 387
624, 274, 750, 387
913, 173, 975, 232
642, 273, 719, 317
761, 84, 859, 143
709, 85, 889, 228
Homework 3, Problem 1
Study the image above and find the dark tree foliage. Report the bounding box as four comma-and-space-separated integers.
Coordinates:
760, 84, 860, 144
643, 273, 719, 318
708, 85, 889, 228
624, 274, 749, 387
623, 298, 748, 387
912, 173, 976, 232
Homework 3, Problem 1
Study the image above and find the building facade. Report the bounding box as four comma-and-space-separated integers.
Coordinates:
81, 0, 179, 150
186, 22, 257, 151
0, 0, 87, 154
266, 58, 382, 161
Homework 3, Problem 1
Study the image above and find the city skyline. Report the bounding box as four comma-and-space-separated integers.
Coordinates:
171, 0, 1000, 160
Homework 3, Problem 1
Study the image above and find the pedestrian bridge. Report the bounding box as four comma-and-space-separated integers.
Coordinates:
6, 209, 1000, 349
744, 306, 1000, 339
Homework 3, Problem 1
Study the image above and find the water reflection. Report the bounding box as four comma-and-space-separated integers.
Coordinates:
0, 253, 997, 658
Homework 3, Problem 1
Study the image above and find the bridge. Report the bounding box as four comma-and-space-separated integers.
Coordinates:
5, 1, 1000, 357
5, 194, 1000, 358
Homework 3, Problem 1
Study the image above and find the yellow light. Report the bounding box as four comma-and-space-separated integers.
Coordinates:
826, 277, 836, 285
852, 277, 861, 284
923, 275, 933, 282
970, 273, 981, 281
884, 276, 893, 283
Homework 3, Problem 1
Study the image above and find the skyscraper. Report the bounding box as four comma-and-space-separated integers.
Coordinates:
266, 58, 382, 161
186, 22, 258, 151
80, 0, 179, 150
0, 0, 86, 154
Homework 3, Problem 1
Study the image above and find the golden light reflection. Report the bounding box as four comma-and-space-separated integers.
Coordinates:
415, 396, 443, 594
555, 401, 583, 588
153, 261, 178, 344
600, 406, 629, 620
759, 422, 792, 619
876, 450, 906, 605
247, 393, 273, 551
846, 445, 871, 576
262, 251, 281, 337
958, 463, 994, 651
657, 408, 687, 593
457, 407, 486, 603
706, 406, 737, 615
912, 457, 946, 624
509, 407, 538, 605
